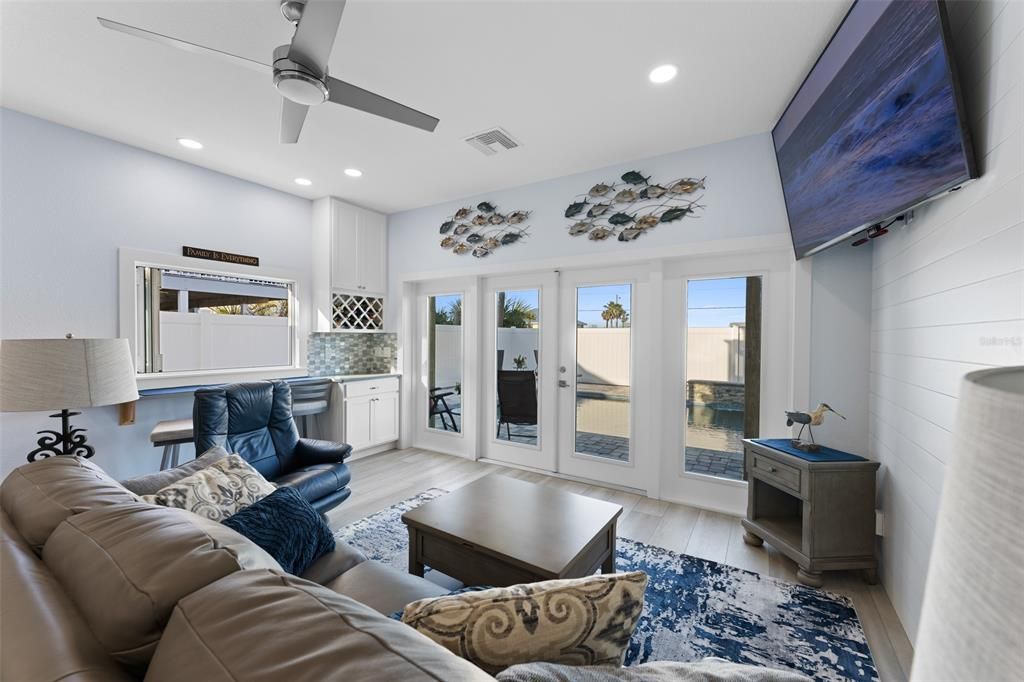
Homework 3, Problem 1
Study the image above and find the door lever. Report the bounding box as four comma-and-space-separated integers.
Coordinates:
558, 379, 569, 388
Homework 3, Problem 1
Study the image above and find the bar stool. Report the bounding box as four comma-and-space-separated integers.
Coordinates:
150, 418, 194, 470
290, 378, 333, 438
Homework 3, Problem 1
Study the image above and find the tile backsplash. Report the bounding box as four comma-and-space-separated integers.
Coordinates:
307, 332, 397, 376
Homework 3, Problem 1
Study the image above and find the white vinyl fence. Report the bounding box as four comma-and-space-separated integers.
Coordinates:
686, 325, 745, 383
160, 311, 290, 371
430, 324, 744, 389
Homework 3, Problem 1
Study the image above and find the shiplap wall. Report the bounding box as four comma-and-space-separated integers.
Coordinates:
869, 0, 1024, 642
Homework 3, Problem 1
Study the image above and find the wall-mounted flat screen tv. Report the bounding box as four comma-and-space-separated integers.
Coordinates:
773, 0, 977, 260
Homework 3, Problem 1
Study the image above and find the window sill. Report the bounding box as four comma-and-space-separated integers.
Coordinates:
136, 366, 307, 392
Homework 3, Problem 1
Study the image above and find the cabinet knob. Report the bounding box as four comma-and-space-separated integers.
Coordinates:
769, 466, 777, 473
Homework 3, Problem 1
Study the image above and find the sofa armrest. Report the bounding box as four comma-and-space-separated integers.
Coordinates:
294, 438, 352, 467
299, 541, 367, 585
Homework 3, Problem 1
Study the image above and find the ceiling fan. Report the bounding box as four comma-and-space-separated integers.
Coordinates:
97, 0, 439, 144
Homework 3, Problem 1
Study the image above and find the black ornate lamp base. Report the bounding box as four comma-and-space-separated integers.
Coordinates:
26, 409, 95, 462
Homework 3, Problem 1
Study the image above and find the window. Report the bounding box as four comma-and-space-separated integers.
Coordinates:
426, 293, 463, 432
683, 276, 762, 480
135, 266, 295, 373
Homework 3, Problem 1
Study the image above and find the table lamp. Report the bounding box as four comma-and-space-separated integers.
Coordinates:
0, 335, 139, 462
911, 366, 1024, 681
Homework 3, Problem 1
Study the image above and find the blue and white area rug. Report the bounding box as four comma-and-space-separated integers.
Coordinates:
336, 489, 877, 682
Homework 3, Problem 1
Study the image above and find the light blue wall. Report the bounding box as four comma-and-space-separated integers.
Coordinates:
0, 109, 312, 479
387, 133, 792, 329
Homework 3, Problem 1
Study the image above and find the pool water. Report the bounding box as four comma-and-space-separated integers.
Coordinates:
686, 405, 745, 452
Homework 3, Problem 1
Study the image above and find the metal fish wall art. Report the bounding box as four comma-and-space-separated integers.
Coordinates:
563, 170, 706, 242
437, 201, 532, 256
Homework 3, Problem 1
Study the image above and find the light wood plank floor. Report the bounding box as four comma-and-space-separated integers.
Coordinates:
326, 448, 913, 682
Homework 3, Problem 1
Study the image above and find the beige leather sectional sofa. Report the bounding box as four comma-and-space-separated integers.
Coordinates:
0, 456, 495, 681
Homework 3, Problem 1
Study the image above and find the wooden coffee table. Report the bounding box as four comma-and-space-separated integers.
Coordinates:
401, 475, 623, 587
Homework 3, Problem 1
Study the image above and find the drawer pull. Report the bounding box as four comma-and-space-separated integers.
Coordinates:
769, 466, 778, 473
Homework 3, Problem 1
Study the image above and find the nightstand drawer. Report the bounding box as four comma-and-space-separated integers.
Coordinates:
751, 453, 801, 494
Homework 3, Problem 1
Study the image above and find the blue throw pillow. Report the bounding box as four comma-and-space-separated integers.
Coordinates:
222, 486, 335, 575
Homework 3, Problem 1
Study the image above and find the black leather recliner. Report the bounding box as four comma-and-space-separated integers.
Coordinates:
193, 380, 352, 513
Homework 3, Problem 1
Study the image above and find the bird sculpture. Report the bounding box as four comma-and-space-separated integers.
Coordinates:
786, 403, 845, 451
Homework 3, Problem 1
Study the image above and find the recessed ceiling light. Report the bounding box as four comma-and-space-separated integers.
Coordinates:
648, 64, 678, 84
344, 168, 363, 178
294, 177, 313, 186
177, 138, 203, 150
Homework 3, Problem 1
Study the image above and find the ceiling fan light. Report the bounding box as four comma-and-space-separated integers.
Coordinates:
344, 168, 363, 178
177, 138, 203, 150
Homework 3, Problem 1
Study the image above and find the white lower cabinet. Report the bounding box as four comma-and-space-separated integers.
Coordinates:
327, 377, 400, 452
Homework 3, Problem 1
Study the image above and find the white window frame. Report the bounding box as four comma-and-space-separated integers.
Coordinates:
118, 248, 305, 389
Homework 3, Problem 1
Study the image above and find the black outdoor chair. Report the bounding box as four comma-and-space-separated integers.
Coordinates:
429, 386, 459, 432
496, 371, 538, 439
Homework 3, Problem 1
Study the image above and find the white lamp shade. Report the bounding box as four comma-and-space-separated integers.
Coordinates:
0, 338, 139, 412
911, 366, 1024, 681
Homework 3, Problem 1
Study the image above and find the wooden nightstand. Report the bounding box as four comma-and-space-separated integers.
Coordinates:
740, 438, 880, 587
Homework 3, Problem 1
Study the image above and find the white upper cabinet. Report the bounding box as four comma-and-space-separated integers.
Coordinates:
325, 198, 387, 296
312, 197, 389, 331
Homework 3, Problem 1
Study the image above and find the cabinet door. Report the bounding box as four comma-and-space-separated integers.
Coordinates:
331, 200, 361, 292
371, 392, 400, 444
356, 208, 387, 295
344, 396, 373, 450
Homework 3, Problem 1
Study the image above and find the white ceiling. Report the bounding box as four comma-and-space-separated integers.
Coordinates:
0, 0, 850, 214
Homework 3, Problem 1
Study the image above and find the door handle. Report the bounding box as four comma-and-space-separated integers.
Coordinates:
558, 379, 569, 388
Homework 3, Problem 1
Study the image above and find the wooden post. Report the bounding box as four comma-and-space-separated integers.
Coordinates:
744, 277, 763, 453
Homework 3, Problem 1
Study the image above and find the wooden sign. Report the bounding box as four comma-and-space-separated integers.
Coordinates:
182, 246, 259, 267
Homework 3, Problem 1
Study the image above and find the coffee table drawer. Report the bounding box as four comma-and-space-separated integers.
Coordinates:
419, 532, 539, 587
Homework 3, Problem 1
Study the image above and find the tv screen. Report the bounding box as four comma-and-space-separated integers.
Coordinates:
773, 0, 976, 259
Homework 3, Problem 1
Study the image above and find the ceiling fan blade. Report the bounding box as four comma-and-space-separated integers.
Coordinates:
280, 98, 310, 144
97, 17, 269, 74
288, 0, 347, 74
326, 77, 439, 132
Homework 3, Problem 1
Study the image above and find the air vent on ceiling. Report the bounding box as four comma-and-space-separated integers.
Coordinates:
465, 127, 520, 156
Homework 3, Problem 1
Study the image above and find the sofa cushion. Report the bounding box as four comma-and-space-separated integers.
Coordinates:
222, 486, 335, 575
1, 510, 134, 682
42, 502, 280, 671
143, 569, 495, 682
141, 453, 277, 521
327, 558, 449, 616
402, 572, 649, 674
0, 455, 140, 553
273, 461, 351, 501
299, 540, 367, 585
120, 445, 229, 496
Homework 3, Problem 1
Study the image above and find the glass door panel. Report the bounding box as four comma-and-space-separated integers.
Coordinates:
426, 293, 462, 432
494, 289, 540, 445
573, 283, 632, 461
683, 276, 761, 480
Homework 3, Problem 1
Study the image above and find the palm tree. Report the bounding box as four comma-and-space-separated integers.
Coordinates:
601, 302, 615, 328
602, 301, 627, 327
501, 297, 536, 328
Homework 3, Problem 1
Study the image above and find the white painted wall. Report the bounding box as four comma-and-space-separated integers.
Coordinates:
868, 0, 1024, 643
0, 109, 312, 480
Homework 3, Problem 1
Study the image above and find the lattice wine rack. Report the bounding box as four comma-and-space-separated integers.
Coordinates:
331, 293, 384, 331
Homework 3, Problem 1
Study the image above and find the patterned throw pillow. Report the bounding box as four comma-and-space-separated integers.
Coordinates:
401, 571, 649, 674
141, 454, 276, 521
222, 487, 335, 575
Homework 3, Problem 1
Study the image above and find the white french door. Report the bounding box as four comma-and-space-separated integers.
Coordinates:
481, 273, 558, 471
556, 266, 654, 492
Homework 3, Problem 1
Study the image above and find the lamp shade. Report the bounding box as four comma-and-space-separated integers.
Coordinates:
911, 366, 1024, 681
0, 338, 139, 412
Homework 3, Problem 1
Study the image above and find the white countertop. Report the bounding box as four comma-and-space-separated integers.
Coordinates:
321, 372, 401, 382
